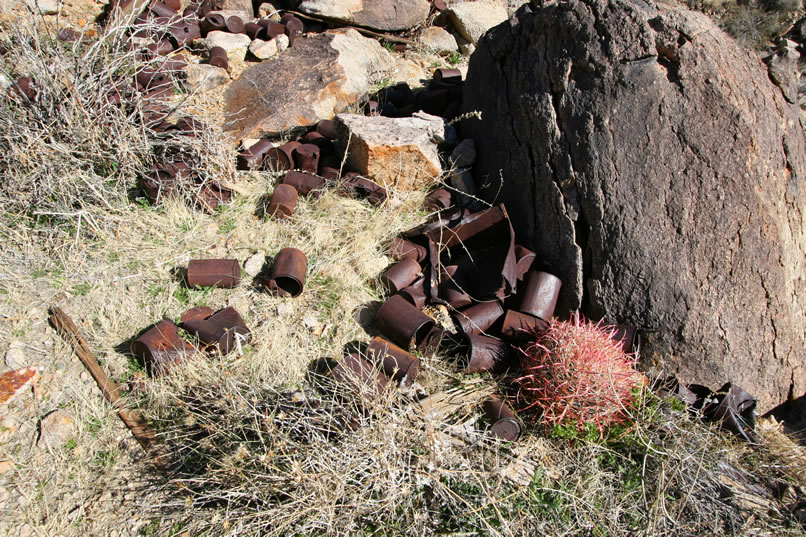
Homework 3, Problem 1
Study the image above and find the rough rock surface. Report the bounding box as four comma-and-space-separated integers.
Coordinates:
185, 63, 230, 93
37, 410, 74, 450
198, 31, 251, 67
249, 38, 279, 60
418, 26, 459, 54
446, 1, 508, 44
335, 112, 443, 190
224, 29, 394, 139
206, 0, 253, 19
463, 0, 806, 412
297, 0, 430, 32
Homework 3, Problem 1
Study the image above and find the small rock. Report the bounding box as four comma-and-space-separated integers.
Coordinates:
392, 56, 427, 88
185, 63, 230, 93
450, 139, 476, 168
243, 252, 265, 277
418, 26, 458, 55
209, 0, 253, 18
249, 38, 278, 60
447, 1, 508, 44
28, 0, 58, 15
199, 31, 251, 67
335, 112, 443, 190
302, 312, 320, 332
276, 302, 294, 316
275, 34, 289, 52
36, 410, 74, 450
0, 367, 41, 405
0, 461, 14, 474
258, 1, 281, 19
0, 72, 12, 92
4, 342, 27, 369
205, 8, 253, 22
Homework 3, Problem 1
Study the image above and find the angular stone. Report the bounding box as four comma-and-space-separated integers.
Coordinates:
185, 63, 229, 93
0, 367, 41, 405
298, 0, 430, 32
392, 56, 427, 88
449, 138, 476, 168
243, 252, 265, 277
4, 342, 26, 369
37, 410, 74, 450
446, 1, 508, 44
206, 0, 253, 19
418, 26, 458, 55
335, 111, 443, 190
258, 1, 281, 19
249, 38, 278, 60
464, 0, 806, 412
198, 31, 251, 67
224, 29, 394, 139
275, 34, 289, 52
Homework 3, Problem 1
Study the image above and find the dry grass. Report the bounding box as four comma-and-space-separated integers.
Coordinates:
0, 10, 805, 537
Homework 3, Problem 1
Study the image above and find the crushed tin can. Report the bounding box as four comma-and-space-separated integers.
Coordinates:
465, 334, 514, 374
186, 259, 241, 288
500, 310, 548, 344
390, 237, 427, 263
182, 306, 251, 355
330, 353, 388, 396
131, 318, 199, 377
424, 188, 452, 211
399, 277, 427, 310
294, 143, 320, 173
237, 139, 273, 170
264, 141, 299, 172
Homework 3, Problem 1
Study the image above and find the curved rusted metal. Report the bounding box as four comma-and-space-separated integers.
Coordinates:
266, 247, 307, 297
381, 258, 421, 295
186, 259, 241, 288
519, 271, 562, 321
267, 184, 298, 220
131, 319, 198, 377
375, 294, 435, 351
366, 336, 420, 386
454, 300, 504, 335
482, 396, 521, 441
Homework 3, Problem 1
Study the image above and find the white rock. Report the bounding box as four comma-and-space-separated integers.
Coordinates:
392, 56, 427, 88
446, 1, 508, 44
249, 38, 278, 60
335, 112, 443, 191
418, 26, 458, 55
258, 1, 281, 19
4, 342, 26, 369
28, 0, 58, 15
185, 64, 230, 93
200, 31, 251, 66
243, 252, 265, 277
205, 8, 252, 21
275, 34, 289, 52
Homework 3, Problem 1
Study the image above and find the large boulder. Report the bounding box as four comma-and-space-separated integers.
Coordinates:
296, 0, 430, 32
463, 0, 806, 412
223, 29, 394, 139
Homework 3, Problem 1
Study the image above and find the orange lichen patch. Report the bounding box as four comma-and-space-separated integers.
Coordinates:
0, 366, 42, 405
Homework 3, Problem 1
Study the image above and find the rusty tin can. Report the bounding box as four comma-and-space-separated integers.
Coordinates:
331, 353, 388, 396
519, 271, 562, 321
182, 306, 251, 355
131, 319, 198, 377
381, 258, 421, 295
186, 259, 241, 288
389, 237, 427, 263
282, 170, 326, 196
267, 184, 298, 220
264, 141, 299, 172
482, 396, 521, 441
293, 143, 320, 173
267, 247, 307, 297
209, 46, 228, 70
399, 277, 427, 310
366, 336, 420, 386
465, 334, 514, 374
237, 139, 273, 170
500, 310, 548, 344
375, 294, 435, 351
454, 300, 504, 335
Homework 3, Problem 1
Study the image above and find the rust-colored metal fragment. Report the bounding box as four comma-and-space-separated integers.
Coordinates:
264, 141, 299, 172
265, 247, 307, 297
259, 19, 286, 39
186, 259, 241, 288
267, 184, 298, 219
225, 15, 244, 33
434, 68, 462, 84
244, 22, 265, 40
514, 245, 536, 281
182, 306, 251, 355
341, 175, 388, 206
283, 15, 303, 46
366, 336, 420, 386
168, 19, 201, 44
399, 277, 427, 310
375, 294, 435, 351
0, 367, 41, 405
49, 307, 167, 466
482, 396, 521, 441
519, 271, 562, 321
180, 306, 214, 323
315, 119, 338, 140
201, 13, 226, 34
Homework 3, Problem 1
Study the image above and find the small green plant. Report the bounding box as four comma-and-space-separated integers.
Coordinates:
72, 282, 93, 296
447, 52, 463, 65
64, 437, 78, 450
218, 217, 236, 234
516, 313, 645, 435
